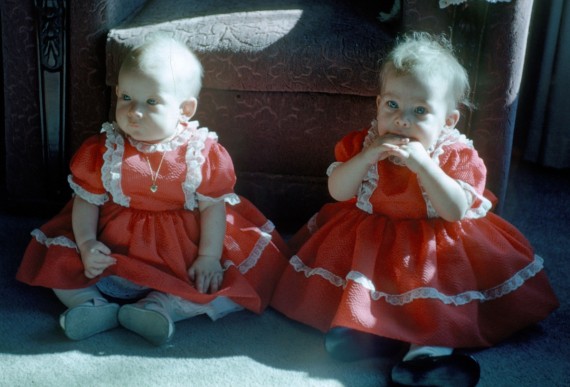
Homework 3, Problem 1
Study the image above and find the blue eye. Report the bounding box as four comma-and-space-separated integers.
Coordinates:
387, 100, 398, 109
415, 106, 427, 115
147, 99, 158, 106
121, 94, 131, 101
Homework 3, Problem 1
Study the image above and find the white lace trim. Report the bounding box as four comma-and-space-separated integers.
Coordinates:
67, 175, 108, 205
196, 192, 241, 206
289, 254, 545, 306
101, 122, 130, 207
31, 229, 77, 250
430, 127, 473, 161
290, 255, 346, 287
356, 165, 377, 214
457, 180, 492, 219
127, 120, 200, 154
307, 213, 319, 234
355, 123, 382, 214
326, 162, 342, 177
223, 230, 272, 274
259, 220, 276, 234
439, 0, 511, 8
182, 127, 218, 210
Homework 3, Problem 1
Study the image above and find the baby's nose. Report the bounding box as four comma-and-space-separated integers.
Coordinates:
395, 112, 411, 128
128, 103, 143, 118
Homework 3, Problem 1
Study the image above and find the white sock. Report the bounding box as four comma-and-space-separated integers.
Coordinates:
142, 292, 243, 322
53, 286, 107, 308
205, 296, 243, 321
403, 344, 453, 361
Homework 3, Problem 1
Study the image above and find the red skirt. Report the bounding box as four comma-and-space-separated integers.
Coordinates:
17, 197, 289, 313
271, 201, 559, 348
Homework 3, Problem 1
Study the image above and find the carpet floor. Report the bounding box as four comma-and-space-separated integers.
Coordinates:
1, 159, 568, 386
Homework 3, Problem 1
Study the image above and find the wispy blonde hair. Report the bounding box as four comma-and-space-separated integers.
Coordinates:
379, 32, 472, 110
120, 34, 203, 100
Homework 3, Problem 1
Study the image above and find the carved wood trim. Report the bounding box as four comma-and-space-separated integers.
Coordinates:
35, 0, 67, 198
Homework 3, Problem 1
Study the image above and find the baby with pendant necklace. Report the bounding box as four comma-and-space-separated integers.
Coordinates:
16, 34, 289, 346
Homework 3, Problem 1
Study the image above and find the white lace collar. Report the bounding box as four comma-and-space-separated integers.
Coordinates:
106, 120, 201, 154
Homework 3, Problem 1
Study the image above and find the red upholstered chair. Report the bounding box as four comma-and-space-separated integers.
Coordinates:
1, 0, 534, 228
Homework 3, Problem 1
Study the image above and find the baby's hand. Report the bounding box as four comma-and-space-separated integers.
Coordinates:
78, 239, 115, 279
362, 134, 410, 164
386, 140, 431, 173
188, 255, 224, 294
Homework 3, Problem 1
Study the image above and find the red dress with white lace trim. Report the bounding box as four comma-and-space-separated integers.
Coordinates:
271, 125, 559, 348
17, 121, 288, 313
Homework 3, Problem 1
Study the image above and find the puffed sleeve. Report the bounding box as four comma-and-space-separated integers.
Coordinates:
68, 134, 109, 205
196, 139, 240, 205
327, 128, 368, 176
439, 143, 492, 218
439, 143, 486, 194
334, 128, 368, 162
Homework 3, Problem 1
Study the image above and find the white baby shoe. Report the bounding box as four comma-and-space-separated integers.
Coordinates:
118, 301, 174, 346
59, 301, 120, 340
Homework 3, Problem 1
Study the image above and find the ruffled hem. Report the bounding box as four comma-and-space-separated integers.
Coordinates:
31, 229, 77, 250
288, 254, 545, 306
223, 220, 275, 274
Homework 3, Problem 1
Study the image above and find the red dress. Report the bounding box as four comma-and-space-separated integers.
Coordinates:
271, 125, 559, 348
17, 121, 289, 313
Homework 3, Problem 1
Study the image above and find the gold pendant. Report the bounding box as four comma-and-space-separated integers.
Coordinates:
145, 152, 166, 194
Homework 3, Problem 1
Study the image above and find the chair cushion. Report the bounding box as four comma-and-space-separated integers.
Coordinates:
106, 0, 395, 95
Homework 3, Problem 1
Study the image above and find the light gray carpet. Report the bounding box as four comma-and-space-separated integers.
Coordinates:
1, 159, 569, 386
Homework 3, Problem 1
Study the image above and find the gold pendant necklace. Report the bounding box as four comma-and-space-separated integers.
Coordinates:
145, 152, 166, 193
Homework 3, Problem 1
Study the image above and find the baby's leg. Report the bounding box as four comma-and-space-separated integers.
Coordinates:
118, 291, 243, 345
53, 286, 119, 340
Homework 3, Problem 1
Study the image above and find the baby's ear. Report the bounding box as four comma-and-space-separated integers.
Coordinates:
446, 109, 460, 128
180, 98, 198, 118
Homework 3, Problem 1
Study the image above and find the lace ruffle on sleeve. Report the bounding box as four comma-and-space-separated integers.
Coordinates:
183, 129, 240, 210
68, 129, 109, 205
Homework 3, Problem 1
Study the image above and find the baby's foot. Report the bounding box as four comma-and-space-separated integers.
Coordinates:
118, 302, 174, 346
391, 352, 480, 387
59, 301, 119, 340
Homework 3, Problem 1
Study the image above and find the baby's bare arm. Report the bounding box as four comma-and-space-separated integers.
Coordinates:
72, 196, 115, 278
188, 200, 225, 293
328, 134, 409, 201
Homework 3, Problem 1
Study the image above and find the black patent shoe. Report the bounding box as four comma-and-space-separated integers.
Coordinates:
391, 353, 480, 387
324, 327, 406, 362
